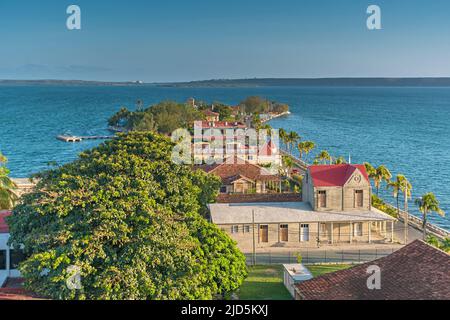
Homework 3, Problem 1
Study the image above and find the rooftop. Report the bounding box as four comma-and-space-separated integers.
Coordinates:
197, 157, 280, 182
309, 164, 369, 187
216, 193, 301, 204
209, 201, 395, 225
295, 240, 450, 300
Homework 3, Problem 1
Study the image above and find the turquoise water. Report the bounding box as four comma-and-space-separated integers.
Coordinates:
0, 85, 449, 230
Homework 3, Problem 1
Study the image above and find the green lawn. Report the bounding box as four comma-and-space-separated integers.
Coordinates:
236, 264, 351, 300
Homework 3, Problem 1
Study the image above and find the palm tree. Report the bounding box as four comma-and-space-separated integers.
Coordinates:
297, 141, 315, 161
0, 153, 18, 210
333, 156, 347, 165
315, 150, 332, 165
415, 192, 445, 240
286, 131, 300, 155
373, 165, 392, 196
281, 155, 295, 178
387, 175, 405, 217
279, 128, 288, 151
364, 162, 377, 183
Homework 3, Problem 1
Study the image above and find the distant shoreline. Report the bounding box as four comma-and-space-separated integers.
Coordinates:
160, 77, 450, 88
3, 77, 450, 87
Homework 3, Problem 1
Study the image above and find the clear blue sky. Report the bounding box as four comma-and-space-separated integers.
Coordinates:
1, 0, 450, 82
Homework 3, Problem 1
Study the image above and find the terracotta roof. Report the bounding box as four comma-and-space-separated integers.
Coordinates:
0, 211, 12, 233
216, 193, 301, 203
295, 240, 450, 300
0, 278, 41, 300
197, 157, 280, 183
259, 140, 278, 156
195, 121, 247, 129
202, 109, 220, 116
309, 164, 369, 187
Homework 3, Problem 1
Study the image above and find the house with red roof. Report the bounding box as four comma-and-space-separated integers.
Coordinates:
202, 109, 220, 122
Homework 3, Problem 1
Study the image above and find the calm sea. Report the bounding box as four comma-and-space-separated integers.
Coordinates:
1, 85, 449, 230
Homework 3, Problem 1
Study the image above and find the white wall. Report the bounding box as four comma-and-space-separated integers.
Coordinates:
0, 233, 20, 287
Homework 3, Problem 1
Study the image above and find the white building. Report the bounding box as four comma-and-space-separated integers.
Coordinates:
0, 211, 22, 287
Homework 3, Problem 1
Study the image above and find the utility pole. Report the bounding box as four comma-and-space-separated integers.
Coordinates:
404, 179, 409, 245
252, 210, 256, 266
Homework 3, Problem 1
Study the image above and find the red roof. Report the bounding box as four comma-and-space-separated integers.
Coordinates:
308, 164, 369, 187
195, 121, 247, 129
0, 211, 12, 233
202, 109, 220, 116
259, 140, 278, 156
295, 240, 450, 300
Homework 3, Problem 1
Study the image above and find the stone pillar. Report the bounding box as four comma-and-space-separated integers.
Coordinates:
349, 222, 353, 244
331, 222, 334, 244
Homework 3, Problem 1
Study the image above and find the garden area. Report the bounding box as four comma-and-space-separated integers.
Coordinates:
235, 264, 350, 300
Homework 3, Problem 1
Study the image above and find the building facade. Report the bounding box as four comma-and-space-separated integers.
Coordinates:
210, 164, 396, 251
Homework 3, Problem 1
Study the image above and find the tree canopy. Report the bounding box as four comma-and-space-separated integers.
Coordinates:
108, 101, 204, 134
7, 132, 247, 300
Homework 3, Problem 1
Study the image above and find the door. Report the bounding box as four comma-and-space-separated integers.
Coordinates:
300, 224, 310, 242
280, 224, 288, 242
355, 190, 364, 207
259, 225, 269, 243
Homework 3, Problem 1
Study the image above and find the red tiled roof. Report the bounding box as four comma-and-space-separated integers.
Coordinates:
0, 278, 42, 300
202, 109, 220, 116
259, 140, 278, 156
195, 121, 247, 129
295, 240, 450, 300
216, 193, 301, 203
197, 157, 280, 183
0, 211, 12, 233
309, 164, 369, 187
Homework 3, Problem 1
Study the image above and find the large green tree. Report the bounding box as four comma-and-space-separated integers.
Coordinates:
7, 132, 246, 300
0, 152, 18, 210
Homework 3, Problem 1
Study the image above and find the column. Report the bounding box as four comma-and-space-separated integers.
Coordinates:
330, 222, 334, 244
391, 221, 394, 243
349, 222, 353, 244
368, 222, 372, 244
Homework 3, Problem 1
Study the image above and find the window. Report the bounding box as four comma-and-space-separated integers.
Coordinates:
220, 186, 227, 193
355, 190, 364, 207
9, 249, 26, 270
280, 224, 288, 242
244, 225, 250, 233
0, 250, 6, 270
231, 225, 239, 234
318, 190, 327, 208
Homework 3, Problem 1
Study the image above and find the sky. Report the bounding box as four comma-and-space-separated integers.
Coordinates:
0, 0, 450, 82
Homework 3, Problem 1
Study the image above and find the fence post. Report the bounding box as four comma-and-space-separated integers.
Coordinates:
324, 250, 327, 263
341, 250, 344, 263
306, 249, 309, 264
358, 250, 361, 263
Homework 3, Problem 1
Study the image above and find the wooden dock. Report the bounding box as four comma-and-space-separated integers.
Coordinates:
56, 135, 115, 142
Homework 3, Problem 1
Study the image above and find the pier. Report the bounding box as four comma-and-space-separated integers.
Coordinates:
56, 135, 115, 142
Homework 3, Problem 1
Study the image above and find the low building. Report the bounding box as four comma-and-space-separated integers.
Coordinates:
283, 264, 313, 298
198, 157, 281, 194
202, 109, 220, 122
294, 240, 450, 300
209, 164, 396, 250
0, 211, 24, 287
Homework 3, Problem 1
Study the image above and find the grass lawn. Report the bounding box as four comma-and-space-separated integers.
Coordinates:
237, 264, 351, 300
